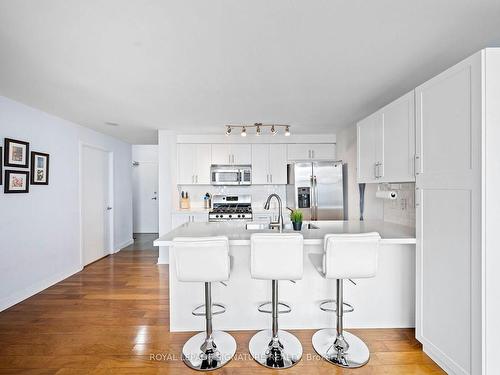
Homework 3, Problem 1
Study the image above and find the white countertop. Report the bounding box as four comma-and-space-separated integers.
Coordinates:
154, 220, 416, 246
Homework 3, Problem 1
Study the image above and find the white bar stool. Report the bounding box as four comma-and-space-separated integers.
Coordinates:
312, 233, 380, 368
249, 233, 304, 369
173, 236, 236, 371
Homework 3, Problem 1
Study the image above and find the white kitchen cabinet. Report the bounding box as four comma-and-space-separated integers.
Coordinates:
356, 91, 415, 183
171, 212, 208, 229
287, 144, 336, 161
211, 144, 251, 165
177, 144, 211, 184
251, 144, 287, 184
414, 49, 500, 375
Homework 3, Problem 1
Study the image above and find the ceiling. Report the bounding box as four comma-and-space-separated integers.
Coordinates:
1, 1, 500, 144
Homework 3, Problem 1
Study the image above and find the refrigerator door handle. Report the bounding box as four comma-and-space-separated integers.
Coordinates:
310, 175, 315, 220
313, 175, 318, 220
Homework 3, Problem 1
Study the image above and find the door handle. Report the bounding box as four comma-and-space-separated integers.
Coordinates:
106, 207, 112, 210
151, 197, 157, 200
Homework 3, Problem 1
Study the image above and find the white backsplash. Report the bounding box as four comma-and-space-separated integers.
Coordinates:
381, 183, 416, 227
176, 185, 287, 212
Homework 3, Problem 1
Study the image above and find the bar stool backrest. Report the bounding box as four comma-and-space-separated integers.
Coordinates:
173, 236, 230, 282
250, 233, 304, 280
323, 233, 380, 279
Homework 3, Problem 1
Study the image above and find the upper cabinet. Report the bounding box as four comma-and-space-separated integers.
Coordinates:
211, 144, 251, 165
251, 144, 287, 184
357, 91, 415, 183
177, 144, 211, 184
287, 143, 336, 161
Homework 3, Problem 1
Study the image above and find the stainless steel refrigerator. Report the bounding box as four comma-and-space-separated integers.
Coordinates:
286, 161, 346, 220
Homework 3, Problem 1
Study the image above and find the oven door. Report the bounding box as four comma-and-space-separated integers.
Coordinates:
211, 168, 241, 185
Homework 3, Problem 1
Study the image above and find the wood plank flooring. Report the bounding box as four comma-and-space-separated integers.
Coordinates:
0, 234, 444, 374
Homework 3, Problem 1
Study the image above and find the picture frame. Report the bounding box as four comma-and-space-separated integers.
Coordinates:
4, 170, 30, 193
30, 151, 50, 185
4, 138, 30, 168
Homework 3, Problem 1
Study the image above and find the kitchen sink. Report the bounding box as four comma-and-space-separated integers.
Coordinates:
245, 222, 319, 231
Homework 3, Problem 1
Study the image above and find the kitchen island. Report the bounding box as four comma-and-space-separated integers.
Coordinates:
154, 220, 416, 332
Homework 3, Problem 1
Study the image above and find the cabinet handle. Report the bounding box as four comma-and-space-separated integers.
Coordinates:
308, 150, 311, 158
415, 187, 420, 207
266, 174, 269, 183
415, 155, 421, 175
195, 175, 198, 183
374, 163, 378, 178
312, 150, 315, 159
270, 174, 273, 183
192, 175, 194, 183
231, 154, 234, 164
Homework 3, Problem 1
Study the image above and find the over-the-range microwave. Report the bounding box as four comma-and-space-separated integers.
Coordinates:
210, 165, 252, 186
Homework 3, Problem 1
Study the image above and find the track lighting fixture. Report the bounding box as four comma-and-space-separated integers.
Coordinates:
223, 123, 291, 137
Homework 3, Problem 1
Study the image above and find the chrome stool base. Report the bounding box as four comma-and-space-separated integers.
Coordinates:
182, 330, 236, 371
312, 329, 369, 368
249, 329, 303, 369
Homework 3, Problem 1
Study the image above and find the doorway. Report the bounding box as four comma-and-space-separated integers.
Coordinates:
81, 144, 113, 266
132, 145, 159, 234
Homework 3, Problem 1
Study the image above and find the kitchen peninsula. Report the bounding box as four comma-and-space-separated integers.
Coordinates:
154, 220, 416, 332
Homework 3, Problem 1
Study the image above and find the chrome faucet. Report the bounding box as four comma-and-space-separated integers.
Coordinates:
264, 194, 284, 232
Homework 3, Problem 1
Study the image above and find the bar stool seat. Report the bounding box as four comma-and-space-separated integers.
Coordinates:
249, 233, 304, 369
312, 233, 380, 368
173, 236, 236, 371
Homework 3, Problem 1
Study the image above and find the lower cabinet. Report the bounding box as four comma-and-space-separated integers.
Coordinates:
171, 213, 208, 229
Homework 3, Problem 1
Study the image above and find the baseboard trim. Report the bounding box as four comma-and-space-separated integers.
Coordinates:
114, 238, 134, 253
0, 265, 83, 312
422, 340, 468, 375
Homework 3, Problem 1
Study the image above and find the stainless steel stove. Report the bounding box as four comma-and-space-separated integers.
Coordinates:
208, 195, 253, 222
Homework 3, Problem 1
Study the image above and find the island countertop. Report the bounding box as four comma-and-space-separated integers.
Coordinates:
153, 220, 416, 246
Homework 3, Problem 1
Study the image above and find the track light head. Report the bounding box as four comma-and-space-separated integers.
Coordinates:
285, 126, 290, 136
241, 126, 247, 137
225, 126, 232, 136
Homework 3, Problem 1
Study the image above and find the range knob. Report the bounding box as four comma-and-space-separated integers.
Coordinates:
237, 214, 241, 218
228, 214, 232, 218
241, 214, 245, 218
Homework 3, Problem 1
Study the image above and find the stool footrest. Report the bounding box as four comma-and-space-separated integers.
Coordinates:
258, 301, 291, 314
191, 303, 226, 316
319, 299, 354, 313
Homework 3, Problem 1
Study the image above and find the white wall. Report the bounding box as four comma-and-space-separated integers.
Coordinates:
0, 96, 133, 311
132, 145, 158, 163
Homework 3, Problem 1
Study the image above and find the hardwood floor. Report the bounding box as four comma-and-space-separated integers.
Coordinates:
0, 235, 444, 374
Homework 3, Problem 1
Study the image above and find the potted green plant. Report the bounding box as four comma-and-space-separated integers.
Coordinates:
290, 209, 303, 231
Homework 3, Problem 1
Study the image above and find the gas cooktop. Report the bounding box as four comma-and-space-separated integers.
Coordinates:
208, 195, 253, 221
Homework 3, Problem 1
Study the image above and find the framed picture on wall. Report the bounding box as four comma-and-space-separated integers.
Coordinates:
4, 138, 30, 168
30, 152, 50, 185
4, 170, 29, 193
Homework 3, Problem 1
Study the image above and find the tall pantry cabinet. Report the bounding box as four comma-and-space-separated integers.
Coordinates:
415, 48, 500, 375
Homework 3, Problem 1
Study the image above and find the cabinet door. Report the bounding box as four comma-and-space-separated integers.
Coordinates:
211, 144, 231, 164
287, 144, 311, 160
231, 144, 251, 164
251, 144, 269, 184
171, 213, 190, 229
415, 53, 481, 375
380, 91, 415, 182
310, 144, 336, 160
192, 213, 209, 223
357, 114, 377, 182
268, 144, 288, 184
177, 144, 196, 184
195, 144, 212, 184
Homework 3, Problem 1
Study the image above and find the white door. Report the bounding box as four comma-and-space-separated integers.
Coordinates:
251, 144, 269, 184
268, 144, 287, 184
194, 144, 212, 184
81, 145, 112, 266
380, 91, 415, 182
310, 144, 336, 160
177, 144, 196, 184
357, 114, 377, 182
415, 53, 481, 375
211, 144, 231, 164
231, 144, 251, 164
132, 162, 159, 233
287, 144, 311, 160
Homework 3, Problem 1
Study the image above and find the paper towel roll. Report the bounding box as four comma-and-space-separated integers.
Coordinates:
375, 190, 398, 200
